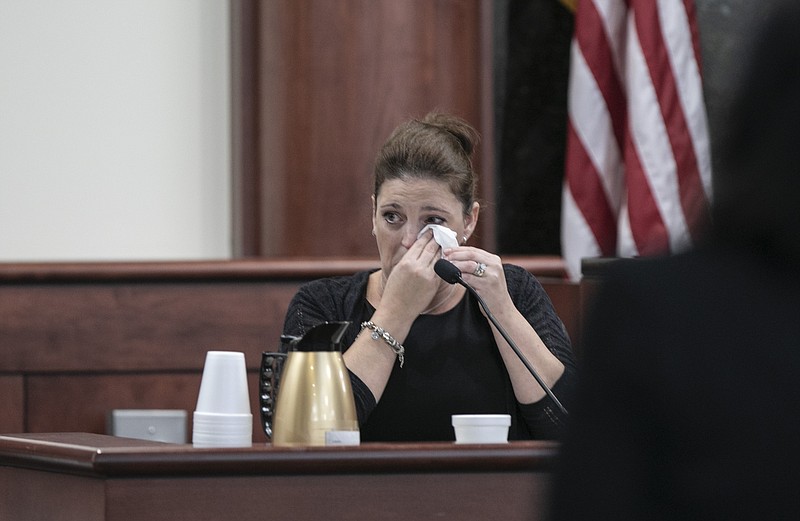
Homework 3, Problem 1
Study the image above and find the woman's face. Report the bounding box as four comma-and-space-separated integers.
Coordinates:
372, 177, 478, 275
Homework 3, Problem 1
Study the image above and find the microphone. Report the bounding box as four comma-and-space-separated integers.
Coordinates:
434, 258, 568, 416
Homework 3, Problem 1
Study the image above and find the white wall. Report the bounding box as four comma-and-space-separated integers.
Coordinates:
0, 0, 231, 261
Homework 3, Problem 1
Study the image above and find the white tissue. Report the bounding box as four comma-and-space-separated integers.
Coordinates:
417, 224, 459, 250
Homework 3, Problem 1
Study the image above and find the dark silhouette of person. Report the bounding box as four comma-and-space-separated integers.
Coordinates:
549, 2, 800, 519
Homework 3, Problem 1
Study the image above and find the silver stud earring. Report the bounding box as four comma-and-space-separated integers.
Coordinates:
462, 235, 468, 244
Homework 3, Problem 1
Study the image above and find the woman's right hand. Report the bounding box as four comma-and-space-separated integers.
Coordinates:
379, 231, 443, 319
343, 231, 442, 402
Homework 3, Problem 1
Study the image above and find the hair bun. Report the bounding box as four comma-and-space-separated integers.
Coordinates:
421, 112, 479, 157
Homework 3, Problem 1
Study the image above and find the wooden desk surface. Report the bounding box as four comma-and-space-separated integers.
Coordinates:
0, 432, 558, 476
0, 433, 558, 521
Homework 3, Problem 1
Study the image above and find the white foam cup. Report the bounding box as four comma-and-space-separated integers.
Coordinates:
193, 412, 252, 431
192, 351, 253, 447
192, 431, 252, 448
195, 351, 251, 414
192, 412, 252, 448
451, 414, 511, 444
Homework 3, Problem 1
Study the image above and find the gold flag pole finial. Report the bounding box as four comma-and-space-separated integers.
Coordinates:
558, 0, 577, 13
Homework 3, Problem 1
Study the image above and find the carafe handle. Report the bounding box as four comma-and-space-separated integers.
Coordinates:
258, 351, 287, 440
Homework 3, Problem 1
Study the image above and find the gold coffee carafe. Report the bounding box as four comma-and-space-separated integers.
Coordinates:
271, 321, 359, 447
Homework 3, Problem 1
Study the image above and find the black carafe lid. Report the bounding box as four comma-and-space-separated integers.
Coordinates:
283, 321, 350, 352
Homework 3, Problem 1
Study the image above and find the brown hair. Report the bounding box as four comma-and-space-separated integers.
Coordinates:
373, 112, 480, 215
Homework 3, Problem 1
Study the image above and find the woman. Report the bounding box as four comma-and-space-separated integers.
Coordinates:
282, 112, 576, 441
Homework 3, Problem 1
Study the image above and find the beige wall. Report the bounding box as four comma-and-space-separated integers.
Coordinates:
0, 0, 231, 261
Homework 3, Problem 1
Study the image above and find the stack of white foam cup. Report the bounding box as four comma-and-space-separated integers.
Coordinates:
192, 351, 253, 448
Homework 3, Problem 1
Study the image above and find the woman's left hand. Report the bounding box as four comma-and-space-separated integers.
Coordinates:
442, 247, 513, 314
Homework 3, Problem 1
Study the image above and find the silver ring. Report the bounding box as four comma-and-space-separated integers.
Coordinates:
473, 262, 486, 277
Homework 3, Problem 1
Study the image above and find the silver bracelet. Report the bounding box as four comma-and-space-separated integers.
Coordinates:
360, 321, 405, 368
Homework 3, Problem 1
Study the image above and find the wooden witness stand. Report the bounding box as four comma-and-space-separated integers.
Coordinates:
0, 433, 558, 521
0, 258, 582, 519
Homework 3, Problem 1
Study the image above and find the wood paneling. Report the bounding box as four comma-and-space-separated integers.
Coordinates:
0, 377, 24, 433
232, 0, 493, 257
0, 467, 105, 521
230, 0, 262, 256
24, 373, 268, 443
1, 282, 295, 373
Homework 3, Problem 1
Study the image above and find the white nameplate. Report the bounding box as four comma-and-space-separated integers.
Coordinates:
325, 430, 361, 446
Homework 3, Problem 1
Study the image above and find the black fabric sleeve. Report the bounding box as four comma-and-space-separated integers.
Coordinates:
281, 272, 378, 424
504, 265, 578, 438
349, 371, 378, 426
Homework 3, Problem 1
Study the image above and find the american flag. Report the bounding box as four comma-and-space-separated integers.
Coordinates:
560, 0, 713, 280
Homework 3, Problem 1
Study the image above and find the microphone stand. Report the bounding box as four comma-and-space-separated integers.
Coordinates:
436, 259, 569, 416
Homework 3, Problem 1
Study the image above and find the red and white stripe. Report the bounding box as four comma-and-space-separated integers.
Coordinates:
561, 0, 712, 280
